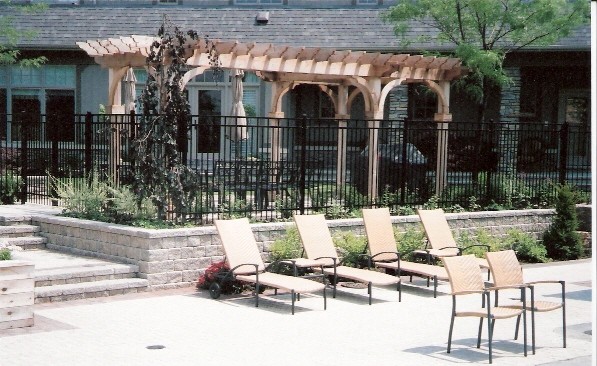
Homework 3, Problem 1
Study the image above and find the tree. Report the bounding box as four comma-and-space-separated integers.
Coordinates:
0, 0, 47, 67
383, 0, 590, 123
542, 184, 584, 260
132, 17, 219, 222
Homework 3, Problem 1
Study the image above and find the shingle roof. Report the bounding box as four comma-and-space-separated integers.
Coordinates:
3, 6, 590, 53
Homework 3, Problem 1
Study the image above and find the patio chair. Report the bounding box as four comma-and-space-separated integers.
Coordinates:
214, 218, 326, 315
416, 208, 490, 272
486, 250, 566, 354
362, 207, 449, 298
442, 255, 528, 364
293, 214, 401, 305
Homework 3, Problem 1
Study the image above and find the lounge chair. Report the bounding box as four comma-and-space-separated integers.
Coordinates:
293, 214, 401, 305
362, 207, 449, 298
442, 255, 528, 364
416, 208, 490, 271
214, 218, 326, 314
486, 250, 566, 354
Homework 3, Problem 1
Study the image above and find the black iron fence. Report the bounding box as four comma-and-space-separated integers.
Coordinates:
0, 112, 591, 223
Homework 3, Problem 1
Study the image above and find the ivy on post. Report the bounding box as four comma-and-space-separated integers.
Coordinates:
131, 16, 220, 223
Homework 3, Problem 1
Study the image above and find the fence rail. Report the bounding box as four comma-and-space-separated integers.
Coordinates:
0, 113, 591, 223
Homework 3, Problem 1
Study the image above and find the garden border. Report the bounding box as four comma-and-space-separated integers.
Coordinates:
29, 209, 567, 290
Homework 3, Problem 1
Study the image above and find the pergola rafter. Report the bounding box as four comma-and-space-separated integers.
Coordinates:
77, 36, 466, 198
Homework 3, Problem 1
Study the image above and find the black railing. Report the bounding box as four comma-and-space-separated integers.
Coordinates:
0, 113, 591, 223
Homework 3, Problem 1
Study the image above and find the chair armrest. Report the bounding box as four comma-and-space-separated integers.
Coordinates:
526, 280, 565, 286
460, 244, 491, 254
370, 251, 401, 262
485, 284, 527, 292
314, 256, 337, 267
229, 263, 259, 275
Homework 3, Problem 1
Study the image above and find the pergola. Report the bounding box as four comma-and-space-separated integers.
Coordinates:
77, 36, 465, 198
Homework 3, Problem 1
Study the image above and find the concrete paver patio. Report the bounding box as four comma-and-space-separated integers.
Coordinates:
0, 256, 593, 366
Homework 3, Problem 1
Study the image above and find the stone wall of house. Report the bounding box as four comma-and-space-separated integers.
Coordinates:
33, 209, 557, 290
497, 67, 521, 174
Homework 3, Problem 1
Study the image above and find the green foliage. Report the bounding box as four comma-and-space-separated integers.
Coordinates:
395, 227, 426, 261
108, 185, 157, 223
0, 174, 21, 204
219, 196, 253, 219
311, 184, 364, 219
504, 229, 549, 263
457, 229, 502, 258
274, 193, 297, 220
0, 248, 11, 261
383, 0, 590, 116
542, 184, 584, 260
0, 1, 47, 67
50, 171, 110, 220
270, 226, 303, 262
132, 18, 219, 223
333, 231, 367, 267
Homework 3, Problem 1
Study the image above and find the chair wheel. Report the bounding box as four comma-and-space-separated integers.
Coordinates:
209, 282, 222, 299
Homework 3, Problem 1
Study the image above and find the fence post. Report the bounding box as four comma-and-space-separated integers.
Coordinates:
399, 119, 408, 205
84, 112, 92, 176
19, 121, 28, 204
558, 122, 569, 185
298, 114, 307, 215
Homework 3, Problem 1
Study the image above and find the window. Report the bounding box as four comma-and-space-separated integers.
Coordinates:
158, 0, 178, 3
193, 69, 225, 83
408, 84, 437, 120
46, 90, 75, 142
357, 0, 378, 5
197, 90, 221, 153
235, 0, 283, 4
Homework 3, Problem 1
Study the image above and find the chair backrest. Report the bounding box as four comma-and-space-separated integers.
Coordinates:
294, 214, 338, 266
486, 250, 524, 287
442, 255, 485, 295
417, 208, 460, 256
362, 207, 398, 261
214, 218, 265, 274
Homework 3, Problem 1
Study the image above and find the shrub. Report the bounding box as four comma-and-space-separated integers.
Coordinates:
50, 171, 110, 220
542, 184, 584, 260
333, 231, 367, 267
457, 229, 502, 258
504, 229, 549, 263
0, 248, 11, 260
270, 226, 302, 262
395, 227, 426, 261
0, 174, 22, 204
108, 185, 157, 223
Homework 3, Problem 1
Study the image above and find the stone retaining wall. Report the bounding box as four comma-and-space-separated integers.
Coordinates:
33, 209, 556, 290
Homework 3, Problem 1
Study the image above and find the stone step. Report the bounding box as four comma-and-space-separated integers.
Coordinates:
0, 225, 40, 238
35, 263, 140, 287
35, 278, 149, 304
0, 216, 33, 226
4, 236, 47, 250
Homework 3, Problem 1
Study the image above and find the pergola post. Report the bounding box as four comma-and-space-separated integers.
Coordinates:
335, 85, 349, 190
433, 80, 452, 196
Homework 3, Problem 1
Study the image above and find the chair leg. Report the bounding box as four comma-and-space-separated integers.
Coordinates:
397, 280, 402, 302
255, 282, 260, 308
291, 290, 295, 315
322, 286, 327, 310
477, 318, 484, 348
368, 282, 372, 305
447, 296, 456, 353
514, 315, 521, 340
433, 275, 437, 298
562, 282, 567, 348
488, 316, 493, 364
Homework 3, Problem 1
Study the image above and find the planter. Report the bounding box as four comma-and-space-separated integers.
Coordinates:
0, 260, 35, 330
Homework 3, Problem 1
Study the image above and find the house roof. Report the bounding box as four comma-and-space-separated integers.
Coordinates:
3, 6, 590, 54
